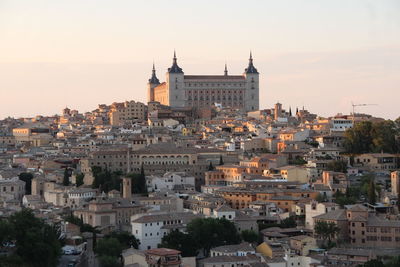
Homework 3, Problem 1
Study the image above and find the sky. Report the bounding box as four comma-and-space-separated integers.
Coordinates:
0, 0, 399, 119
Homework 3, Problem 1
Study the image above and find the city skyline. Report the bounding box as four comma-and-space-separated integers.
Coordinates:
1, 0, 399, 119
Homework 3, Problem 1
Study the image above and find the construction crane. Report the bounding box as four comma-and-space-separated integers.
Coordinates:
351, 102, 378, 123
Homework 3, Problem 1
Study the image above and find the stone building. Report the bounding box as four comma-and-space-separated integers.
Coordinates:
109, 100, 148, 126
148, 52, 260, 112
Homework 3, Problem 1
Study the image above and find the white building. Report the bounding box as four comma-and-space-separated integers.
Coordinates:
146, 172, 195, 192
131, 212, 200, 250
330, 118, 353, 132
305, 201, 339, 229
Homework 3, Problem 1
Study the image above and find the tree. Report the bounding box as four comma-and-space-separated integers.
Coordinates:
386, 256, 400, 267
314, 221, 339, 246
186, 218, 241, 256
208, 161, 215, 171
160, 230, 197, 257
289, 156, 307, 165
3, 209, 62, 267
18, 172, 33, 194
326, 160, 348, 173
91, 167, 122, 193
368, 179, 377, 205
104, 231, 140, 250
280, 216, 297, 228
127, 166, 147, 195
0, 220, 13, 245
333, 190, 357, 207
63, 168, 71, 186
316, 193, 328, 203
344, 120, 400, 154
359, 259, 385, 267
76, 173, 84, 187
95, 237, 122, 267
219, 155, 224, 165
240, 230, 259, 244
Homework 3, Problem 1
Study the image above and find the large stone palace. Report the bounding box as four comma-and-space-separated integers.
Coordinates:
147, 52, 260, 112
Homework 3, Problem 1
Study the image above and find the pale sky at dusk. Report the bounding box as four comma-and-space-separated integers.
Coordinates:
0, 0, 399, 119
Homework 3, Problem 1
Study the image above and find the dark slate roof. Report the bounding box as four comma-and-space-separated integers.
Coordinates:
168, 52, 183, 73
245, 53, 258, 74
148, 64, 160, 84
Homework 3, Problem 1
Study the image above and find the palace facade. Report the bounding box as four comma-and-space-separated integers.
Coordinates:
147, 52, 260, 112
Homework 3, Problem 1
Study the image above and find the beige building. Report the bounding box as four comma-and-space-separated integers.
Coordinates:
109, 100, 147, 126
391, 170, 400, 195
289, 235, 317, 256
0, 177, 25, 201
354, 153, 399, 171
12, 124, 52, 147
274, 165, 309, 183
0, 134, 15, 146
148, 52, 260, 112
314, 204, 400, 248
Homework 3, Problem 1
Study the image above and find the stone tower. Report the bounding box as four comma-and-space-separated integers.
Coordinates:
122, 177, 132, 199
147, 63, 160, 102
274, 102, 282, 121
166, 51, 185, 108
391, 171, 400, 195
243, 52, 260, 112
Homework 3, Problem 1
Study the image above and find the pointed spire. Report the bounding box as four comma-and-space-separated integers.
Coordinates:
245, 51, 258, 74
148, 62, 160, 84
168, 50, 183, 73
224, 62, 228, 76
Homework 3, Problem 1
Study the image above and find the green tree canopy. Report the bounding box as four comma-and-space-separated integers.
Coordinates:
63, 167, 71, 186
314, 221, 340, 245
344, 120, 400, 154
187, 217, 241, 256
104, 231, 140, 250
326, 160, 348, 173
95, 237, 122, 267
126, 166, 147, 194
219, 155, 224, 165
0, 209, 62, 267
368, 179, 377, 205
91, 167, 122, 193
75, 173, 84, 187
240, 230, 259, 244
160, 230, 197, 257
161, 218, 241, 257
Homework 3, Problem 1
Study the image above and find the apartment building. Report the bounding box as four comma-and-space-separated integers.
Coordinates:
314, 204, 400, 248
353, 153, 399, 171
131, 212, 200, 250
109, 100, 148, 126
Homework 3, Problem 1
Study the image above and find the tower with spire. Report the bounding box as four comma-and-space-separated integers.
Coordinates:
148, 50, 260, 113
147, 63, 160, 102
243, 51, 260, 111
166, 51, 185, 108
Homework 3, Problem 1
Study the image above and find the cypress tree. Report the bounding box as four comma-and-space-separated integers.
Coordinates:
63, 168, 70, 186
219, 155, 224, 166
368, 179, 376, 205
